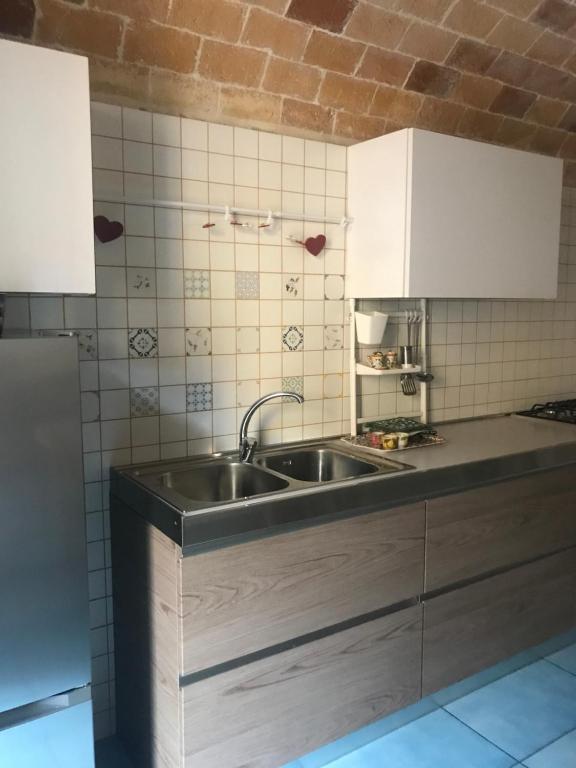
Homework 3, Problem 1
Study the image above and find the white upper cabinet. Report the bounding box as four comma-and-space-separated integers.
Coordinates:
346, 128, 563, 299
0, 40, 95, 294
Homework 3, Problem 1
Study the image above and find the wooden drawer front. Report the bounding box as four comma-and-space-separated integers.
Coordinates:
426, 466, 576, 592
183, 605, 422, 768
422, 549, 576, 696
180, 503, 425, 675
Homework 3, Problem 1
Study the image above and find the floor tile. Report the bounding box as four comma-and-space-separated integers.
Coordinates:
296, 698, 438, 768
524, 728, 576, 768
446, 660, 576, 761
432, 648, 538, 707
546, 643, 576, 676
320, 710, 516, 768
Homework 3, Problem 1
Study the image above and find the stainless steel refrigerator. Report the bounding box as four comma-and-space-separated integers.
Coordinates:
0, 334, 94, 767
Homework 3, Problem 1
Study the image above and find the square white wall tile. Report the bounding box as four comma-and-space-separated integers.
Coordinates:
122, 107, 152, 142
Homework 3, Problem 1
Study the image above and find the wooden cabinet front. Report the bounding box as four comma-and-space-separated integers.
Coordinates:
422, 549, 576, 696
112, 462, 576, 768
183, 604, 423, 768
425, 466, 576, 592
180, 502, 425, 675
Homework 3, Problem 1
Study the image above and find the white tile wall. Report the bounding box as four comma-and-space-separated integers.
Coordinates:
4, 102, 349, 739
4, 102, 575, 739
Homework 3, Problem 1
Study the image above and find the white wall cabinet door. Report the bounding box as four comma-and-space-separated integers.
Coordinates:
0, 40, 95, 294
347, 128, 563, 300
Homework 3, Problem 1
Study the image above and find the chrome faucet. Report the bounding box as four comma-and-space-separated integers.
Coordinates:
239, 391, 304, 463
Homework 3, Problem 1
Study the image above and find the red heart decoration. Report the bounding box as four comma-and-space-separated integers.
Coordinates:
304, 234, 326, 256
94, 215, 124, 243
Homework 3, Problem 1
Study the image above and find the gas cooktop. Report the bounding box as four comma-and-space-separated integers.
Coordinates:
516, 399, 576, 425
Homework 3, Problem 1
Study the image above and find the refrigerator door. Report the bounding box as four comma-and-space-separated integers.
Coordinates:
0, 689, 94, 768
0, 337, 90, 712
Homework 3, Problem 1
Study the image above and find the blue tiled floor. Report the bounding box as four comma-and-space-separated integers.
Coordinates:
548, 642, 576, 675
285, 634, 576, 768
523, 729, 576, 768
445, 660, 576, 761
321, 710, 518, 768
96, 635, 576, 768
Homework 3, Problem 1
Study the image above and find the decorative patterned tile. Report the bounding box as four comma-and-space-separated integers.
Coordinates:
282, 325, 304, 351
325, 274, 345, 300
77, 329, 98, 360
185, 327, 212, 356
186, 383, 213, 412
282, 376, 303, 397
184, 269, 210, 298
128, 327, 158, 358
130, 387, 159, 417
324, 324, 344, 350
127, 268, 156, 297
237, 327, 260, 353
236, 271, 260, 299
284, 274, 301, 298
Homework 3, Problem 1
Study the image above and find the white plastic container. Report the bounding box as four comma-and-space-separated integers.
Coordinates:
355, 311, 388, 345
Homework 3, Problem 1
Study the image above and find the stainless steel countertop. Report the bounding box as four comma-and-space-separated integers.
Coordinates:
388, 414, 576, 471
111, 415, 576, 552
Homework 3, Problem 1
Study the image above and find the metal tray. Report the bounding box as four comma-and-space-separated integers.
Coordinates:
342, 432, 446, 455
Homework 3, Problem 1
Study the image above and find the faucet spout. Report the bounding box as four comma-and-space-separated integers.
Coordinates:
239, 391, 304, 462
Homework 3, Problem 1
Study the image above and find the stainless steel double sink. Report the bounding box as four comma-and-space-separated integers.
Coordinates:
128, 442, 412, 510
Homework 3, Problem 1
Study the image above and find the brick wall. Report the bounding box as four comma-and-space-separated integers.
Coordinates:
1, 0, 575, 184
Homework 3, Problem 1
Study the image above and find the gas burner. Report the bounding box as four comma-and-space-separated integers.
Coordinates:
517, 399, 576, 424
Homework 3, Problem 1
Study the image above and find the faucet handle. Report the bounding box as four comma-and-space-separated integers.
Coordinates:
245, 439, 257, 463
239, 436, 257, 463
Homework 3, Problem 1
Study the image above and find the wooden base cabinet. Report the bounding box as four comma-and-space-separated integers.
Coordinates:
112, 465, 576, 768
425, 466, 576, 592
183, 605, 423, 768
180, 501, 425, 675
422, 549, 576, 696
112, 500, 425, 768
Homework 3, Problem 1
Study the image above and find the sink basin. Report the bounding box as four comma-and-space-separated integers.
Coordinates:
257, 448, 380, 483
159, 461, 289, 502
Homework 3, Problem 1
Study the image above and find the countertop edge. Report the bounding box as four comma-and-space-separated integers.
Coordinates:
110, 420, 576, 553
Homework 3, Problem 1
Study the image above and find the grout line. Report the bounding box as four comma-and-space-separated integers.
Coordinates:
442, 656, 576, 765
520, 724, 576, 764
441, 707, 521, 763
438, 655, 540, 711
542, 656, 576, 678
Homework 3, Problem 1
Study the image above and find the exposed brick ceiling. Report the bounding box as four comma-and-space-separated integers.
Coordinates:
1, 0, 576, 184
